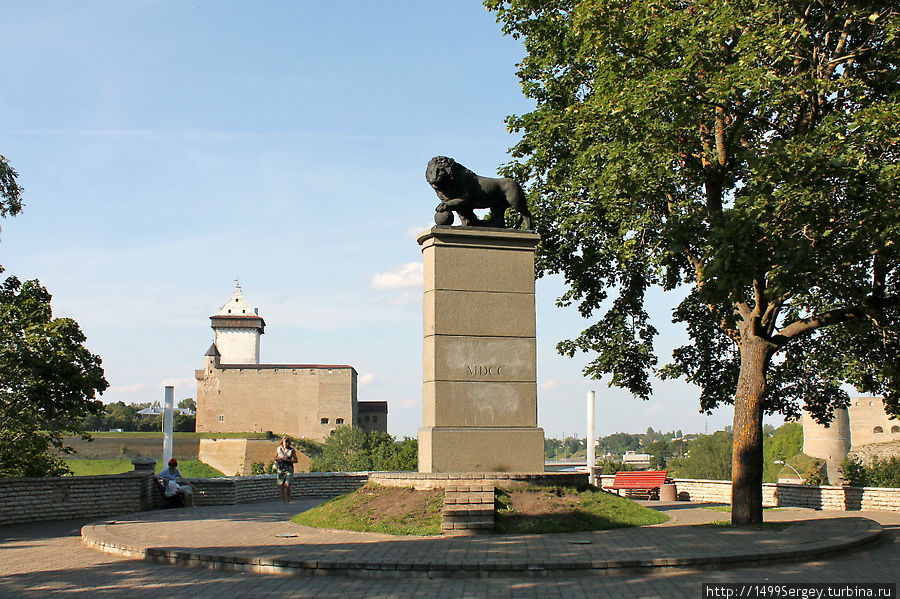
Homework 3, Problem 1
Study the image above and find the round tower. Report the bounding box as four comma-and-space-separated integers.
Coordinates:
801, 407, 851, 483
209, 285, 265, 364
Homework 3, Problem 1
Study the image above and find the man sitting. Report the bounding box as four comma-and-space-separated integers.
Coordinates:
157, 457, 195, 508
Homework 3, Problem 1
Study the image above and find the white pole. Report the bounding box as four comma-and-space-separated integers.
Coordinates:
162, 386, 175, 467
587, 390, 596, 485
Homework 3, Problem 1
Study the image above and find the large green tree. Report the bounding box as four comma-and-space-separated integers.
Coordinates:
0, 274, 109, 476
0, 157, 108, 476
487, 0, 899, 523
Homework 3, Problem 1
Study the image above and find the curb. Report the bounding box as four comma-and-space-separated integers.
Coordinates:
81, 518, 884, 579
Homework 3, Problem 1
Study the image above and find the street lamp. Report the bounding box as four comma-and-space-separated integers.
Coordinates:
773, 459, 803, 480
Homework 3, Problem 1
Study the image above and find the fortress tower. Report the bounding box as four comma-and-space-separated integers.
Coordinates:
801, 408, 851, 483
209, 285, 265, 364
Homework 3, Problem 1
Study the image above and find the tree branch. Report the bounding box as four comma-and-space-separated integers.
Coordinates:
772, 306, 864, 345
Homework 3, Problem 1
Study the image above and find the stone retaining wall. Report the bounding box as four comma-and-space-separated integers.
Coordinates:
598, 475, 900, 511
370, 471, 588, 490
0, 472, 154, 526
0, 471, 368, 526
4, 471, 897, 527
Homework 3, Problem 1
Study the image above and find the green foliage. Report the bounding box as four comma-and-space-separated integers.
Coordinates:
311, 426, 417, 472
250, 461, 276, 475
0, 275, 108, 477
81, 401, 196, 432
177, 397, 196, 411
669, 431, 734, 480
596, 432, 643, 456
544, 436, 587, 459
487, 0, 900, 522
840, 456, 900, 488
762, 422, 804, 482
592, 458, 638, 475
0, 155, 23, 231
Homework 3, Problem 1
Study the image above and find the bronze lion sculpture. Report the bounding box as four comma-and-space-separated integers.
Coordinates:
425, 156, 533, 229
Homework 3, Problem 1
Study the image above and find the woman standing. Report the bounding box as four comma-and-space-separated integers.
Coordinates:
274, 437, 299, 503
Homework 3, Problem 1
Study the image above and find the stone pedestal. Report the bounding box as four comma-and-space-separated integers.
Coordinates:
417, 226, 544, 473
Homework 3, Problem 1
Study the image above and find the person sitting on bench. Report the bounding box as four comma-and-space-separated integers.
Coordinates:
158, 457, 195, 507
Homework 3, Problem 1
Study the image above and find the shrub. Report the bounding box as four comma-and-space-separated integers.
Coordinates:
841, 456, 900, 488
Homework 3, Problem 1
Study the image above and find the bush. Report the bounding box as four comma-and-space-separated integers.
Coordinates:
250, 461, 276, 475
311, 426, 417, 472
841, 456, 900, 488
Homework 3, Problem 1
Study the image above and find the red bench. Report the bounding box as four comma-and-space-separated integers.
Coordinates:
610, 470, 668, 500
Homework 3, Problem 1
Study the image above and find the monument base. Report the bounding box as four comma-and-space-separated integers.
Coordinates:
418, 426, 545, 473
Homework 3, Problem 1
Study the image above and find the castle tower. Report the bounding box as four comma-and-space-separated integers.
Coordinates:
801, 407, 851, 483
209, 285, 265, 364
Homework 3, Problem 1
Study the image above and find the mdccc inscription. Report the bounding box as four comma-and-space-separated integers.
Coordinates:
465, 364, 503, 377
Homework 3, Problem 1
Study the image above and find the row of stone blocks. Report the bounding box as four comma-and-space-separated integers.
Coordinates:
441, 484, 495, 534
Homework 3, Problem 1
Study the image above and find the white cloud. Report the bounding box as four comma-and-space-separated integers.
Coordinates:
104, 382, 148, 395
399, 397, 419, 408
539, 379, 560, 390
370, 262, 423, 290
158, 377, 197, 391
359, 373, 376, 385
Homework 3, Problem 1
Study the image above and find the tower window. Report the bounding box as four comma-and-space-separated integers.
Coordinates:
364, 415, 370, 422
336, 418, 344, 424
372, 415, 378, 422
218, 415, 225, 422
891, 426, 899, 434
227, 309, 231, 313
874, 426, 884, 433
321, 418, 329, 425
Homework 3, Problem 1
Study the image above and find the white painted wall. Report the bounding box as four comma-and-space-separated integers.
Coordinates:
215, 329, 260, 364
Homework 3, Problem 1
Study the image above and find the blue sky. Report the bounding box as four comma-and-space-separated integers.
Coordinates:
1, 1, 748, 439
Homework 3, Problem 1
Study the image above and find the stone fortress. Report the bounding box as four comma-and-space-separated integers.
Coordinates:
195, 286, 387, 442
802, 397, 900, 481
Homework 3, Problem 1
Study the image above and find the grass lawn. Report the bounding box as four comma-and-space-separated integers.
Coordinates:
292, 483, 444, 535
65, 459, 224, 477
495, 486, 669, 533
292, 483, 668, 536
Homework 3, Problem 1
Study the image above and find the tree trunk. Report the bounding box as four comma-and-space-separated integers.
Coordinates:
731, 338, 773, 525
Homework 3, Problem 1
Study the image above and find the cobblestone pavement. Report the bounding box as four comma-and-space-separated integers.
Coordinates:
1, 502, 898, 598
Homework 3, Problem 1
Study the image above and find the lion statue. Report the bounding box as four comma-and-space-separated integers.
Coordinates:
425, 156, 533, 229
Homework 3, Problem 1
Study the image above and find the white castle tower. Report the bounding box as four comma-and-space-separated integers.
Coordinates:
209, 285, 265, 364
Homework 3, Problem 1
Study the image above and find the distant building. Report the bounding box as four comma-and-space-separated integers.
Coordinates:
195, 286, 386, 442
622, 451, 652, 469
137, 403, 194, 417
358, 401, 388, 434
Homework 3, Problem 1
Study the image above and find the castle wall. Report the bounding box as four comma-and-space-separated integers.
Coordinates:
848, 397, 900, 447
196, 365, 357, 442
198, 438, 313, 475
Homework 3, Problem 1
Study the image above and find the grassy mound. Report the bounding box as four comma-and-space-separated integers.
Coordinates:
292, 483, 444, 535
293, 483, 668, 536
495, 485, 669, 533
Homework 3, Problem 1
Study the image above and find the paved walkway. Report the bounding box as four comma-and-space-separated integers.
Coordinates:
1, 501, 898, 598
79, 500, 884, 577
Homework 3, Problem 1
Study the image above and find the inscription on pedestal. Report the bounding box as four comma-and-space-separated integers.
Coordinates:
465, 364, 503, 377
